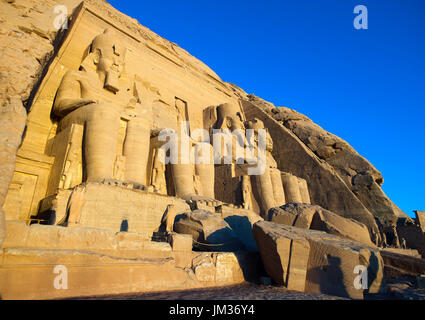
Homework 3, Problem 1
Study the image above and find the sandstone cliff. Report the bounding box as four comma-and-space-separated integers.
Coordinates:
229, 85, 408, 225
0, 0, 407, 243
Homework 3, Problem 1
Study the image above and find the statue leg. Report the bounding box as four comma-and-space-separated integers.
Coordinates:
253, 167, 276, 218
270, 168, 286, 207
171, 163, 195, 199
123, 118, 150, 185
194, 142, 215, 199
281, 173, 303, 203
82, 104, 120, 182
170, 133, 196, 200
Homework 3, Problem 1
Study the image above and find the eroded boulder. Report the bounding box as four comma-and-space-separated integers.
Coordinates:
268, 203, 374, 246
253, 221, 385, 299
174, 209, 246, 252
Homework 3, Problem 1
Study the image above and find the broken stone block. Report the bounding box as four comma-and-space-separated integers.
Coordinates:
168, 232, 193, 252
253, 221, 385, 299
168, 232, 193, 268
380, 250, 425, 279
217, 205, 262, 251
174, 209, 246, 252
268, 203, 373, 246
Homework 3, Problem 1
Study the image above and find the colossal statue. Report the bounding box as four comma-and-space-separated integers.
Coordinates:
210, 103, 285, 216
168, 99, 215, 201
245, 118, 286, 216
53, 29, 153, 187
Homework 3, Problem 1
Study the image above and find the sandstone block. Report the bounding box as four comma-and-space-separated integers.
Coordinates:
2, 221, 172, 260
268, 203, 373, 246
380, 250, 425, 279
217, 205, 262, 251
169, 232, 193, 252
194, 261, 216, 282
174, 209, 245, 252
169, 232, 193, 268
253, 221, 385, 299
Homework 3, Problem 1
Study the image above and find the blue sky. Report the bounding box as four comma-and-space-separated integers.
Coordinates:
108, 0, 424, 217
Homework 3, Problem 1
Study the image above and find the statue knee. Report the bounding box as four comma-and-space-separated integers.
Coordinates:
86, 104, 120, 122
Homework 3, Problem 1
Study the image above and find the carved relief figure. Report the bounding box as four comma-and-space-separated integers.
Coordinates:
151, 148, 167, 194
113, 155, 126, 182
241, 175, 252, 210
60, 141, 83, 190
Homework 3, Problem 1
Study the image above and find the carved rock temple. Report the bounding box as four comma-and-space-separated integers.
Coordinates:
0, 0, 424, 300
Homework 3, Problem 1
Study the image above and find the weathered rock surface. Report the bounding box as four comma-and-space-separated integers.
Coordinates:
0, 0, 406, 238
0, 97, 27, 247
242, 99, 380, 233
268, 203, 374, 246
235, 92, 409, 225
380, 250, 425, 279
253, 221, 385, 299
174, 210, 246, 252
3, 220, 172, 259
0, 0, 415, 301
217, 205, 263, 251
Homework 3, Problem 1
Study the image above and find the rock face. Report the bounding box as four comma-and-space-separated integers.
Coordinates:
0, 0, 414, 300
241, 99, 380, 233
253, 221, 385, 299
380, 250, 425, 279
0, 97, 27, 247
233, 92, 408, 226
174, 210, 246, 252
268, 203, 374, 246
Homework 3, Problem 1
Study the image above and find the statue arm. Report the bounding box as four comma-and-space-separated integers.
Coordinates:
53, 71, 96, 117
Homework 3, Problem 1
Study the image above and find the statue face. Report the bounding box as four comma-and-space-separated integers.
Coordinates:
216, 103, 245, 131
94, 48, 125, 93
226, 115, 244, 131
96, 50, 125, 77
245, 118, 273, 152
90, 30, 126, 93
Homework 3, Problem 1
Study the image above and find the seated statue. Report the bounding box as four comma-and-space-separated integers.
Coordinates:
152, 98, 217, 203
245, 118, 285, 215
212, 102, 285, 216
53, 29, 153, 187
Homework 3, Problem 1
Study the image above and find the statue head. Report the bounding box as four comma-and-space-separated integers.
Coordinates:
245, 118, 273, 152
216, 102, 245, 131
89, 29, 127, 93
